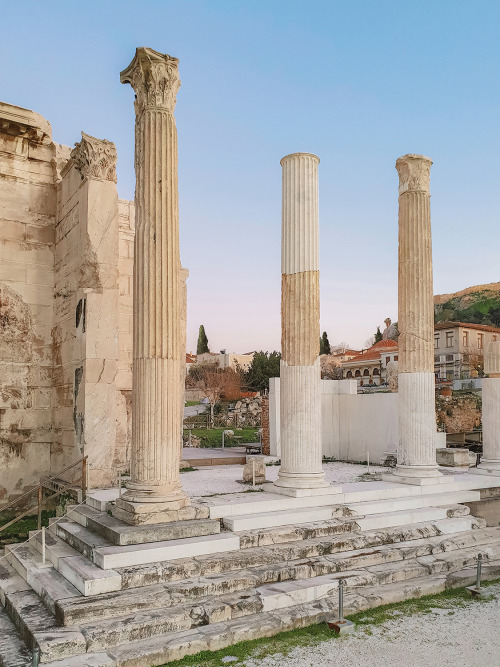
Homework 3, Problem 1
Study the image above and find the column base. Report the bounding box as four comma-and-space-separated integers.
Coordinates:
468, 460, 500, 476
113, 492, 191, 526
382, 465, 453, 486
263, 482, 341, 498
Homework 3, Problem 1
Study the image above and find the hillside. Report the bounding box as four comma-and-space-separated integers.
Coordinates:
434, 282, 500, 326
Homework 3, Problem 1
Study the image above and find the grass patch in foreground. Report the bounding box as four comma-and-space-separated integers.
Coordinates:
183, 428, 259, 448
0, 509, 56, 545
158, 579, 500, 667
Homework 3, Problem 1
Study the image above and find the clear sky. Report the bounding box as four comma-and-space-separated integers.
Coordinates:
2, 1, 499, 353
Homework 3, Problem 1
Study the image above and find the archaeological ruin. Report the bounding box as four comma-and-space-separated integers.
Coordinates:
1, 47, 500, 667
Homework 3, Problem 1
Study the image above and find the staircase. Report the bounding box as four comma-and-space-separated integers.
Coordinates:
1, 476, 500, 667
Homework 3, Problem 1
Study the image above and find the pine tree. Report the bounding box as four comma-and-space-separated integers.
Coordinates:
374, 326, 383, 343
319, 331, 331, 355
196, 325, 210, 354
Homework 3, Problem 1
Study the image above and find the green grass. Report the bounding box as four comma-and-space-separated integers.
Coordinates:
157, 579, 500, 667
183, 428, 260, 448
185, 401, 201, 407
0, 509, 56, 544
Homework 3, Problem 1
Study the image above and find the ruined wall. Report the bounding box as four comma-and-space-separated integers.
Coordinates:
0, 102, 135, 501
116, 199, 135, 468
53, 133, 125, 487
0, 103, 61, 502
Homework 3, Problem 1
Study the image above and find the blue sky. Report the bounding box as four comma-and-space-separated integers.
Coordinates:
2, 1, 499, 352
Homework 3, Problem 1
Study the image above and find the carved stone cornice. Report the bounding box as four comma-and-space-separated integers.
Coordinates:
120, 47, 180, 115
396, 154, 432, 195
71, 132, 117, 182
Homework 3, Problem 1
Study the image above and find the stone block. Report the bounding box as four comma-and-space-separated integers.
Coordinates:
436, 448, 470, 468
242, 455, 266, 485
93, 533, 241, 569
83, 510, 221, 546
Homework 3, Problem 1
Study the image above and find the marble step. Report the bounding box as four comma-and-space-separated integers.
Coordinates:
198, 478, 487, 521
4, 588, 86, 664
6, 538, 121, 600
70, 505, 221, 545
199, 491, 351, 520
62, 539, 500, 653
345, 490, 480, 516
54, 525, 500, 626
114, 517, 487, 591
54, 517, 240, 570
4, 542, 80, 615
0, 603, 32, 667
355, 506, 453, 531
223, 504, 352, 531
229, 503, 462, 535
40, 563, 500, 667
93, 532, 241, 569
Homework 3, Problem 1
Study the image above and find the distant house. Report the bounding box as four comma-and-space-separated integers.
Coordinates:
330, 349, 361, 364
341, 340, 398, 386
185, 353, 197, 374
192, 351, 255, 372
434, 321, 500, 379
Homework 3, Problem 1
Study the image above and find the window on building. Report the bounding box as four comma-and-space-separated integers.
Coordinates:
363, 369, 370, 376
434, 336, 440, 349
386, 356, 390, 364
394, 355, 398, 361
494, 335, 498, 342
355, 370, 361, 377
446, 354, 453, 362
446, 332, 453, 347
463, 331, 469, 347
478, 334, 484, 349
346, 370, 353, 378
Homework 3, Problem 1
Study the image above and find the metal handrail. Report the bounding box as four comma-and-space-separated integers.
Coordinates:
0, 456, 88, 514
40, 456, 89, 485
0, 456, 88, 534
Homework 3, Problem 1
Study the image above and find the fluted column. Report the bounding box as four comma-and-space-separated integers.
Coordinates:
393, 154, 443, 483
471, 342, 500, 475
270, 153, 333, 497
115, 47, 189, 521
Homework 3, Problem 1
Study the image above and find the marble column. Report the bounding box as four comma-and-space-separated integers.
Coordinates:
391, 154, 444, 484
471, 341, 500, 475
114, 47, 190, 523
270, 153, 334, 497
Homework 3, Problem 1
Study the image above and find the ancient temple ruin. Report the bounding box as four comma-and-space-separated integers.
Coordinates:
1, 47, 500, 667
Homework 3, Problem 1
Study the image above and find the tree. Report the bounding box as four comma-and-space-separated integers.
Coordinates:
320, 354, 343, 379
331, 341, 351, 354
364, 335, 375, 349
319, 331, 331, 355
187, 362, 243, 425
374, 326, 383, 343
245, 351, 281, 392
196, 325, 209, 354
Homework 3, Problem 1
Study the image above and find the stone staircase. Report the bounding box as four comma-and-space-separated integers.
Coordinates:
1, 481, 500, 666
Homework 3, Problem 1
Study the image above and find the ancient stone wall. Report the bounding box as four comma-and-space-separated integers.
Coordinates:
0, 103, 61, 502
0, 102, 134, 501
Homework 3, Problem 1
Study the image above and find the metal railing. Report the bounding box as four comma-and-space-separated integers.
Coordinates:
0, 456, 87, 534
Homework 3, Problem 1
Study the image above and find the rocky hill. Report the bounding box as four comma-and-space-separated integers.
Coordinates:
434, 282, 500, 327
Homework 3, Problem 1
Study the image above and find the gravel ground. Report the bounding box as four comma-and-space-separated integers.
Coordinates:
241, 583, 500, 667
180, 462, 386, 497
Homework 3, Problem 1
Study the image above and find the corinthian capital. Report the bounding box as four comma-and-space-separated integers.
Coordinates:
121, 47, 180, 114
71, 132, 117, 182
396, 154, 432, 195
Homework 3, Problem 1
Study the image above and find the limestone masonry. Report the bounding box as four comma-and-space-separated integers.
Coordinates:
0, 102, 135, 501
